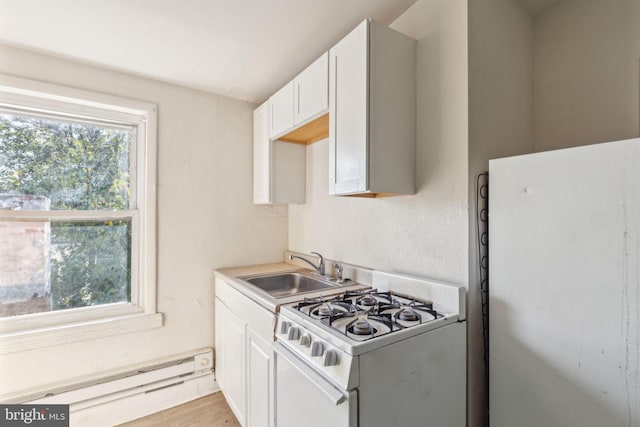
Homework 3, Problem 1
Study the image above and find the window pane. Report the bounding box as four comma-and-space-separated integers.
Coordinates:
0, 113, 132, 210
0, 220, 131, 318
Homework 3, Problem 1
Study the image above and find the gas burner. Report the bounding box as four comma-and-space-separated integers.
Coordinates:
308, 301, 354, 318
396, 308, 420, 322
341, 289, 395, 307
405, 299, 440, 320
357, 295, 378, 307
389, 299, 441, 324
311, 303, 344, 318
296, 296, 354, 318
316, 304, 334, 317
348, 318, 377, 336
336, 313, 400, 340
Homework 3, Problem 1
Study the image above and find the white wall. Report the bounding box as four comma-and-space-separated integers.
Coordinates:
0, 45, 288, 395
468, 0, 534, 425
533, 0, 640, 151
289, 0, 472, 418
289, 0, 469, 283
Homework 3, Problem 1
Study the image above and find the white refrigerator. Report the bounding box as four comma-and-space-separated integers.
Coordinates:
489, 138, 640, 427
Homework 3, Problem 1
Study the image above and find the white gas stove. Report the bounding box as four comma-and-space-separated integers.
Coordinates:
273, 271, 467, 427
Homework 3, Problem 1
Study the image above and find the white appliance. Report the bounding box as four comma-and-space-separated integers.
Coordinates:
489, 138, 640, 426
274, 271, 467, 427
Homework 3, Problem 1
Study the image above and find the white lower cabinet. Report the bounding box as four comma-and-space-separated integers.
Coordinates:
246, 327, 274, 427
225, 307, 246, 424
215, 278, 275, 427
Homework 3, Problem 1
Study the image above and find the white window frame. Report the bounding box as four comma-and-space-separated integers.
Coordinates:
0, 74, 161, 355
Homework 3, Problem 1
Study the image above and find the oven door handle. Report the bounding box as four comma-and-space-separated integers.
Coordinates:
273, 342, 347, 405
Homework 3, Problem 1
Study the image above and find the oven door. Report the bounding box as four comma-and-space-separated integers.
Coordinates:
273, 342, 357, 427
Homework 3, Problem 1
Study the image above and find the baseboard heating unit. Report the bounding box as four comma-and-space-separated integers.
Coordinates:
12, 348, 217, 426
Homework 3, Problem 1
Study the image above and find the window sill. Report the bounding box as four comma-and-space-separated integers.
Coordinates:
0, 312, 163, 356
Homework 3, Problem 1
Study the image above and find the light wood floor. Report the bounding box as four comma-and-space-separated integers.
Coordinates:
118, 392, 241, 427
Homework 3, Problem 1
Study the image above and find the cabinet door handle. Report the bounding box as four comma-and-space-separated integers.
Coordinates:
332, 56, 338, 184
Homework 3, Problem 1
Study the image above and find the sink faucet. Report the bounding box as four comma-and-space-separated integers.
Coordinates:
289, 252, 325, 276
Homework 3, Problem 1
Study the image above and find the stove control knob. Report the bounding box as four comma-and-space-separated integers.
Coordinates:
280, 321, 291, 335
323, 350, 339, 367
311, 341, 325, 357
287, 327, 300, 341
299, 334, 312, 347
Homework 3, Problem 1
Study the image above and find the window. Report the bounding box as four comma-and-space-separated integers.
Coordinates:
0, 75, 159, 352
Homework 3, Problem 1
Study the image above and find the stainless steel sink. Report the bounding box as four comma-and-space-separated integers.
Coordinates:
243, 272, 335, 298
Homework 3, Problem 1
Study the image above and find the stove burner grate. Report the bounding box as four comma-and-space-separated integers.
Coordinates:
403, 299, 441, 321
295, 289, 444, 341
341, 289, 394, 304
296, 296, 355, 318
310, 301, 353, 318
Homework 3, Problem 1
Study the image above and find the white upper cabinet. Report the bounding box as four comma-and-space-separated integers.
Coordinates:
253, 100, 306, 205
329, 19, 416, 197
269, 82, 294, 138
293, 52, 329, 126
268, 53, 329, 142
329, 21, 368, 196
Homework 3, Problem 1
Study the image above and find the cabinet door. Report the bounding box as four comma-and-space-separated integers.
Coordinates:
269, 82, 294, 138
294, 52, 328, 125
246, 327, 274, 427
253, 102, 270, 204
214, 298, 225, 390
223, 305, 246, 425
329, 20, 369, 195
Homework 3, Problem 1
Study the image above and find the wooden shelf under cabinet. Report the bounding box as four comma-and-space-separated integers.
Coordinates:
277, 113, 329, 145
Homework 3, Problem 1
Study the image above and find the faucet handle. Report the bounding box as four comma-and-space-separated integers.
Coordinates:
310, 252, 324, 263
333, 263, 344, 282
310, 252, 325, 276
